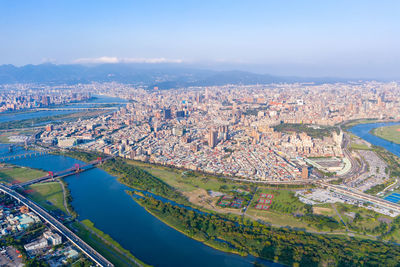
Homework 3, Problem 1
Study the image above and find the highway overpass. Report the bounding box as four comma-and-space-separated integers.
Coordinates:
318, 181, 400, 213
0, 184, 113, 267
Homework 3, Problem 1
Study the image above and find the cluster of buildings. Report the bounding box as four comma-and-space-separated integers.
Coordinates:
37, 81, 400, 182
296, 188, 400, 217
0, 83, 91, 112
0, 205, 41, 236
0, 194, 85, 266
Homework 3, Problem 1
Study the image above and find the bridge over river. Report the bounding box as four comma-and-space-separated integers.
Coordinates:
0, 151, 48, 162
11, 156, 111, 188
33, 107, 118, 111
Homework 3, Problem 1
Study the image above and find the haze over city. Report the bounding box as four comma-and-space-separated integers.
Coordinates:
1, 1, 400, 267
1, 0, 400, 78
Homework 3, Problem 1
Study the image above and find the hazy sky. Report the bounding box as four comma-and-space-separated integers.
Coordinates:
1, 0, 399, 78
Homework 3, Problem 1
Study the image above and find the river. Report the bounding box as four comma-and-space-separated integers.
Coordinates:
4, 119, 397, 266
349, 122, 400, 158
3, 150, 281, 267
0, 95, 127, 123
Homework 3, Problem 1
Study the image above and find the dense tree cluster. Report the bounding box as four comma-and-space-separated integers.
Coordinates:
138, 196, 400, 267
273, 123, 339, 139
103, 158, 185, 201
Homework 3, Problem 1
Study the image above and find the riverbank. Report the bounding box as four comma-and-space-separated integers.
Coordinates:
0, 109, 109, 130
132, 194, 400, 266
56, 149, 396, 236
71, 220, 149, 267
49, 147, 400, 265
130, 194, 247, 257
370, 124, 400, 145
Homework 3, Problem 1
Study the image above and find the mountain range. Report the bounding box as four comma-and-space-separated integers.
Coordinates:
0, 63, 354, 89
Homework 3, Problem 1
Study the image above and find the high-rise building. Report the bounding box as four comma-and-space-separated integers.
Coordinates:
175, 110, 185, 118
301, 167, 309, 179
208, 129, 218, 148
41, 96, 50, 106
163, 109, 172, 120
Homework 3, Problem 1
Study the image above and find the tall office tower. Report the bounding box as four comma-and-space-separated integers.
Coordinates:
301, 167, 309, 179
163, 108, 172, 120
208, 129, 218, 148
377, 96, 382, 107
175, 110, 185, 118
41, 95, 50, 106
219, 125, 229, 141
377, 94, 385, 107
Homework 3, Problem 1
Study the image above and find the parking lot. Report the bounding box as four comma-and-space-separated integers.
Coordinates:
0, 246, 23, 267
347, 150, 389, 192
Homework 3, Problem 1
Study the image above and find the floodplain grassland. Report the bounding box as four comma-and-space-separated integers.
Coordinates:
0, 129, 36, 143
125, 159, 240, 193
26, 182, 67, 214
349, 143, 371, 150
62, 150, 391, 237
0, 109, 109, 130
246, 188, 344, 232
0, 165, 46, 183
52, 150, 400, 248
134, 195, 400, 267
335, 203, 395, 236
71, 220, 149, 267
371, 125, 400, 144
0, 165, 70, 215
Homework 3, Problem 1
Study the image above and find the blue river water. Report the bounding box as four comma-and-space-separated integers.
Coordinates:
4, 151, 279, 267
3, 119, 397, 266
0, 95, 127, 123
0, 145, 279, 267
349, 122, 400, 158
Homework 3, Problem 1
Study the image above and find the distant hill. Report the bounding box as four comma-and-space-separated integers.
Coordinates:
0, 63, 351, 88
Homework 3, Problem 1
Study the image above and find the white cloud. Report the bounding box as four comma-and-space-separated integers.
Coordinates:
73, 57, 183, 64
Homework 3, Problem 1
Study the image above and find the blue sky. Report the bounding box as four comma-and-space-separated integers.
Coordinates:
0, 0, 399, 78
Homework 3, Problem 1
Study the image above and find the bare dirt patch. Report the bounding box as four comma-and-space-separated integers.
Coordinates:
182, 188, 243, 215
313, 207, 333, 215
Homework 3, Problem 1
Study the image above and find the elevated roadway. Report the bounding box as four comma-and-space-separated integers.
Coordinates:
0, 184, 113, 267
318, 181, 400, 213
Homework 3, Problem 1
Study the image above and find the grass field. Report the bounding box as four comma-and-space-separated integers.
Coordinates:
71, 220, 148, 267
350, 143, 372, 150
126, 159, 240, 193
371, 125, 400, 144
246, 209, 314, 229
253, 188, 306, 213
0, 166, 46, 184
0, 130, 34, 143
26, 182, 67, 214
335, 203, 393, 234
0, 134, 11, 143
312, 205, 336, 217
246, 188, 316, 230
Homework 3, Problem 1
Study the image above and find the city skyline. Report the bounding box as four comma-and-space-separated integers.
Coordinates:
1, 1, 400, 266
